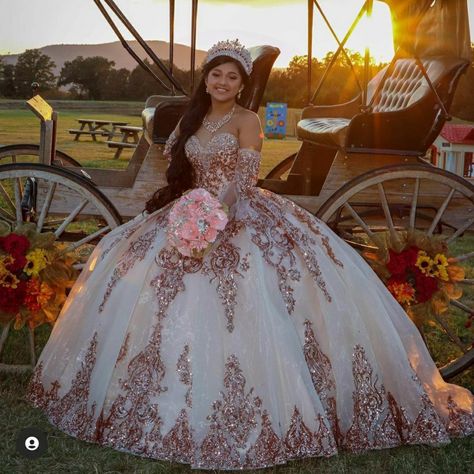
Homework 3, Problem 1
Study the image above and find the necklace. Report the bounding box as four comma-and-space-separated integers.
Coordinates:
203, 104, 236, 134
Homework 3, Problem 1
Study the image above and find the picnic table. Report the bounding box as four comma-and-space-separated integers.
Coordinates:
106, 125, 143, 159
68, 119, 129, 141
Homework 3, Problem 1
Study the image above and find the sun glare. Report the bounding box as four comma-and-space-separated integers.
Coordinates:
347, 2, 394, 63
315, 1, 395, 64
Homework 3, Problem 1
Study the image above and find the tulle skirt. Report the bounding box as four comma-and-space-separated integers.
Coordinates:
26, 188, 474, 470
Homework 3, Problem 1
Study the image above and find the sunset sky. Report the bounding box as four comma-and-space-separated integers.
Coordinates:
2, 0, 474, 67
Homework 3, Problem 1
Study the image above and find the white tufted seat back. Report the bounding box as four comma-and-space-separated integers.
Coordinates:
368, 57, 454, 113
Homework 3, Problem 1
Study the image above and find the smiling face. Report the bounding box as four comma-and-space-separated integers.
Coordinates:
205, 61, 243, 103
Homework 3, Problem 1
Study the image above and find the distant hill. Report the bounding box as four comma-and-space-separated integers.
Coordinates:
1, 41, 207, 74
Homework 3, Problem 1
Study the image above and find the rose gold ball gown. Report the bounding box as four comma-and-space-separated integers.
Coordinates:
26, 130, 474, 470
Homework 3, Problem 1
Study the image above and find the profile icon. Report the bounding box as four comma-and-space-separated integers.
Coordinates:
16, 427, 47, 459
25, 436, 40, 451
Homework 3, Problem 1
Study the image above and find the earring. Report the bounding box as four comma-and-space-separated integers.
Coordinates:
206, 86, 209, 94
238, 88, 243, 99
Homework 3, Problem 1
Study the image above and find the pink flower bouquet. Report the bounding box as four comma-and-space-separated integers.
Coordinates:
167, 188, 229, 258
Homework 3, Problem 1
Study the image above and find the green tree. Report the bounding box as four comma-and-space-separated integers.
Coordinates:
127, 58, 191, 100
14, 49, 56, 98
103, 68, 130, 100
58, 56, 115, 100
0, 64, 16, 97
263, 51, 385, 108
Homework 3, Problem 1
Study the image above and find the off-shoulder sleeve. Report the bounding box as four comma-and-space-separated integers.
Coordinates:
235, 148, 261, 195
163, 128, 178, 162
219, 148, 261, 211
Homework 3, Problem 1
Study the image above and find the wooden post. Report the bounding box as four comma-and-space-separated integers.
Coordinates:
26, 95, 56, 165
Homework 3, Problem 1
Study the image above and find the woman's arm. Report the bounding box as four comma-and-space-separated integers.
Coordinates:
163, 119, 182, 162
219, 111, 263, 209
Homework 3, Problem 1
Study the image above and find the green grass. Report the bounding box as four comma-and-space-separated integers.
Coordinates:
0, 101, 300, 172
0, 101, 473, 473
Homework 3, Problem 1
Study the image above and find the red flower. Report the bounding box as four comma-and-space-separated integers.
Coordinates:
386, 250, 406, 275
0, 281, 26, 314
414, 269, 438, 303
0, 233, 30, 256
404, 246, 419, 266
387, 246, 419, 276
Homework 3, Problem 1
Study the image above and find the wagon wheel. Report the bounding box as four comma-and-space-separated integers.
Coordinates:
0, 163, 121, 266
317, 164, 474, 380
0, 163, 122, 371
0, 144, 82, 167
264, 153, 297, 179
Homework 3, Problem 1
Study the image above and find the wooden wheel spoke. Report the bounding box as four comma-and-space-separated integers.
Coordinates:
343, 202, 376, 241
450, 299, 474, 314
446, 216, 474, 244
409, 177, 420, 230
14, 178, 23, 225
64, 225, 111, 252
0, 206, 16, 223
451, 251, 474, 263
54, 198, 89, 237
427, 188, 455, 236
377, 182, 397, 243
0, 181, 16, 214
36, 181, 57, 232
433, 313, 469, 353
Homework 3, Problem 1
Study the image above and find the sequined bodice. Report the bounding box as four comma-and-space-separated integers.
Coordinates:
164, 130, 260, 198
185, 132, 240, 197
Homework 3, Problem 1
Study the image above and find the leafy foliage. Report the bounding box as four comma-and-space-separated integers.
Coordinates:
58, 56, 116, 100
13, 49, 56, 98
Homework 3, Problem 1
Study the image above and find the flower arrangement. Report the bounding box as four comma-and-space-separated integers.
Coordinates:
167, 188, 229, 258
363, 230, 466, 328
0, 223, 78, 330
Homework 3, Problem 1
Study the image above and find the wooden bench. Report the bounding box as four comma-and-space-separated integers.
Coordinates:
106, 125, 143, 159
68, 119, 129, 141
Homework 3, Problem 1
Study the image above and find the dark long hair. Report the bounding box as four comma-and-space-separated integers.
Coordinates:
145, 56, 250, 213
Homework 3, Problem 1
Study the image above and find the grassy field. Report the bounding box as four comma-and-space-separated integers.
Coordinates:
0, 101, 473, 473
0, 102, 300, 173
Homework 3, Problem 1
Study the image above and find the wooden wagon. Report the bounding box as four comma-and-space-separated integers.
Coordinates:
0, 0, 472, 377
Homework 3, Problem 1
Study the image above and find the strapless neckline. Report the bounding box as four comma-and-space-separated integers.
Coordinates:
189, 132, 239, 151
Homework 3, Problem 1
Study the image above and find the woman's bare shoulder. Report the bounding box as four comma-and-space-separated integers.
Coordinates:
236, 106, 263, 150
236, 107, 261, 129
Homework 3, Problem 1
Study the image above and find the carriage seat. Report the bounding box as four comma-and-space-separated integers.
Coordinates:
297, 56, 469, 153
142, 45, 280, 144
142, 95, 189, 145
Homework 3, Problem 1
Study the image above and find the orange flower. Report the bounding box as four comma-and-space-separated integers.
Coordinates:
387, 280, 416, 305
24, 278, 54, 312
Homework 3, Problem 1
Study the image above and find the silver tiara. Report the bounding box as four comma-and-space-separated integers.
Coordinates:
205, 39, 253, 75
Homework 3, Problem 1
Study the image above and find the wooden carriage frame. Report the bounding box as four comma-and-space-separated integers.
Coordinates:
0, 0, 473, 378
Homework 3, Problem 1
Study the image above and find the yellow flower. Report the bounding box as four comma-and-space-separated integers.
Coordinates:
416, 254, 433, 275
429, 266, 440, 278
433, 253, 448, 268
24, 248, 49, 277
0, 255, 13, 276
0, 271, 19, 288
437, 265, 449, 282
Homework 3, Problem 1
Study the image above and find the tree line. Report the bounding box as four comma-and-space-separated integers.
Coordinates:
1, 48, 473, 120
0, 49, 192, 101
